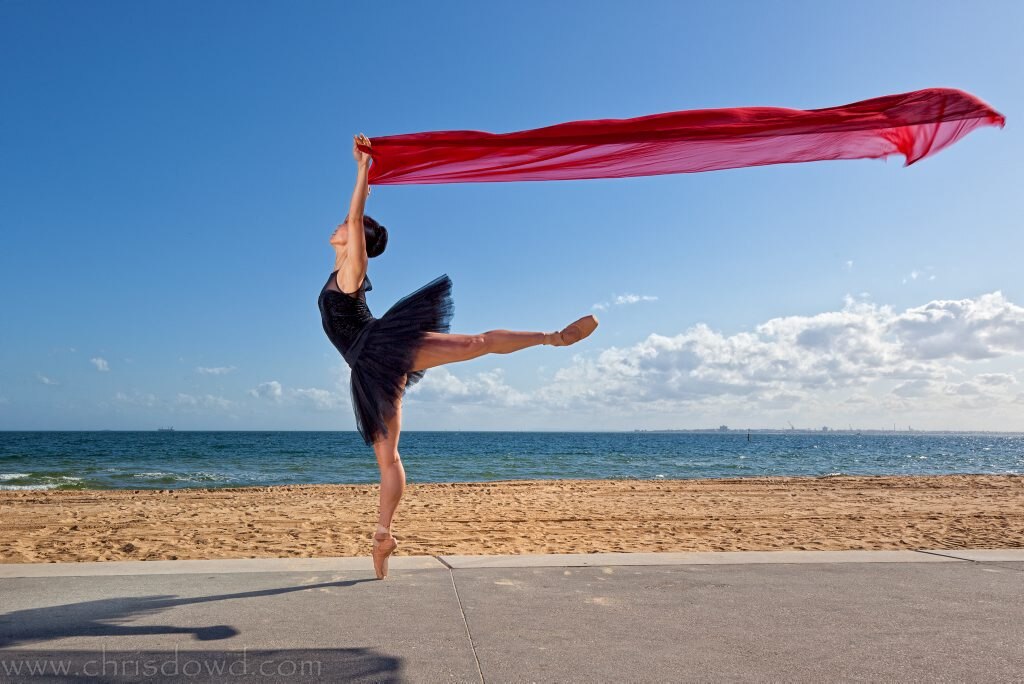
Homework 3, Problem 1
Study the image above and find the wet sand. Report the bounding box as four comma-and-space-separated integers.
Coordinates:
1, 474, 1022, 563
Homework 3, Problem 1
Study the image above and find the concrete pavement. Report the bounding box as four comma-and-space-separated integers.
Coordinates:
1, 549, 1022, 682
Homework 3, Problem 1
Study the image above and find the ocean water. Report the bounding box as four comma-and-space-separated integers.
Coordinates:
0, 431, 1021, 491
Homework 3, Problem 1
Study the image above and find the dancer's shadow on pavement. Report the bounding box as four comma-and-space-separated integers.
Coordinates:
0, 576, 377, 648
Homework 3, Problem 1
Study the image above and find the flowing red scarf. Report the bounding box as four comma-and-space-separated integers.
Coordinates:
357, 88, 1003, 185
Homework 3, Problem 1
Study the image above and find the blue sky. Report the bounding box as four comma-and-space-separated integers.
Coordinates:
2, 0, 1021, 431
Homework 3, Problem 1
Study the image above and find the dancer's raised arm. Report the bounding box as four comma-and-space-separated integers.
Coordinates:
347, 133, 372, 263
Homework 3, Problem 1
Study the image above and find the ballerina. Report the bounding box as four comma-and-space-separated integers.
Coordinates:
318, 133, 599, 579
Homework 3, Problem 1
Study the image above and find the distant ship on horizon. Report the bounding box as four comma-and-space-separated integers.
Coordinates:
156, 426, 175, 432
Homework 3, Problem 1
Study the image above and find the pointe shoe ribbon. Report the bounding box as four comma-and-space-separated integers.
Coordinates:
554, 314, 599, 346
372, 533, 398, 580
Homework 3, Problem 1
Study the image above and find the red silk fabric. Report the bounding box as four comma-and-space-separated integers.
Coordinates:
358, 88, 1003, 185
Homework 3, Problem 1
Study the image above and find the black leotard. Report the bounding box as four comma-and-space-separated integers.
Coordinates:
318, 270, 375, 366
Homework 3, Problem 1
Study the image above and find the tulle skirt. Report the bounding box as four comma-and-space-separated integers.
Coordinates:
346, 274, 454, 446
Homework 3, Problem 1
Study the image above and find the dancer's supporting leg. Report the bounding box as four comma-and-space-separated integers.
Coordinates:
370, 376, 405, 579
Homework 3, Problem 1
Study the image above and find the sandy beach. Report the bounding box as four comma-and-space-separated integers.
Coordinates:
1, 474, 1022, 563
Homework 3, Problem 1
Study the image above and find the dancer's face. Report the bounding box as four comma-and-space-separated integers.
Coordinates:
330, 217, 350, 249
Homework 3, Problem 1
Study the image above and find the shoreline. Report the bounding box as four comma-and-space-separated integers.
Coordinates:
2, 473, 1022, 563
3, 470, 1021, 494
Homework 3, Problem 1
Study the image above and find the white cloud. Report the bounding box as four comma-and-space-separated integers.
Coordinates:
249, 380, 283, 401
975, 373, 1017, 386
90, 357, 110, 372
291, 387, 345, 411
409, 367, 530, 406
891, 291, 1024, 361
197, 366, 237, 375
902, 266, 937, 285
510, 290, 1024, 425
902, 270, 921, 284
946, 382, 980, 396
592, 293, 658, 311
176, 393, 234, 410
111, 391, 233, 412
844, 260, 854, 272
615, 294, 658, 305
246, 375, 348, 411
113, 390, 160, 407
891, 379, 935, 398
36, 373, 59, 386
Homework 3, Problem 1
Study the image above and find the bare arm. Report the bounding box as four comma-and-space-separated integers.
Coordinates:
348, 133, 373, 256
346, 164, 370, 262
338, 135, 372, 291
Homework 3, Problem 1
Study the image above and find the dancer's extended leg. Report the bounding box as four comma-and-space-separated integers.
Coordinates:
486, 329, 549, 354
410, 315, 598, 372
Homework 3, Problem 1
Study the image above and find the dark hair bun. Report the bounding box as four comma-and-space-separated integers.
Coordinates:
363, 215, 388, 258
367, 224, 388, 258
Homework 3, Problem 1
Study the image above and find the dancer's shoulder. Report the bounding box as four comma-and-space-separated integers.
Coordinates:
335, 264, 368, 294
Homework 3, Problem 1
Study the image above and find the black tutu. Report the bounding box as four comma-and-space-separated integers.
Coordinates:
318, 270, 454, 446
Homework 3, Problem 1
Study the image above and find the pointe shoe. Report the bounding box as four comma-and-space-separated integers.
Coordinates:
548, 314, 599, 346
372, 531, 398, 580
